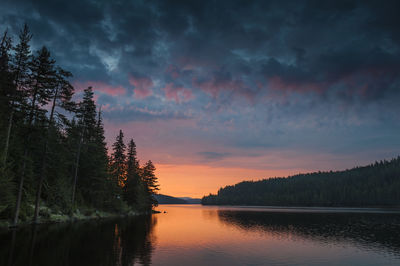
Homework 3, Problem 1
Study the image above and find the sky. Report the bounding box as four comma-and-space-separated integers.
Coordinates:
1, 0, 400, 198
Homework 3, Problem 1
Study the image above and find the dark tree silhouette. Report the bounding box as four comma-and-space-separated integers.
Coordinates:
202, 157, 400, 207
124, 139, 140, 205
0, 24, 159, 226
110, 129, 127, 190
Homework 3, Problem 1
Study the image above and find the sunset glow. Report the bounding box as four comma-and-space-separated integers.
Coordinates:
2, 0, 399, 199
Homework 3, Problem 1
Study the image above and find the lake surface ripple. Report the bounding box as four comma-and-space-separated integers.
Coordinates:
1, 205, 400, 265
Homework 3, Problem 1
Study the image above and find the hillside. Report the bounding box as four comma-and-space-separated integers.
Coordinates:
202, 157, 400, 207
178, 197, 201, 204
154, 194, 188, 204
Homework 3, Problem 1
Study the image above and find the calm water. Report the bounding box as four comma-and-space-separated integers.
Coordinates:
1, 205, 400, 266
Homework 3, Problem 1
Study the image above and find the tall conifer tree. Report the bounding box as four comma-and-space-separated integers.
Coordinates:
11, 25, 34, 226
33, 66, 74, 223
142, 160, 159, 206
124, 139, 139, 205
71, 86, 97, 207
110, 130, 127, 189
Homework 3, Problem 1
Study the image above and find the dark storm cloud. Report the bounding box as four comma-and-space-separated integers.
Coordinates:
2, 0, 400, 171
1, 0, 400, 128
2, 0, 399, 105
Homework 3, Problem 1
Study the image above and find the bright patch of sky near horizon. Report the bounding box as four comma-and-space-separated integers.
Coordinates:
2, 0, 400, 197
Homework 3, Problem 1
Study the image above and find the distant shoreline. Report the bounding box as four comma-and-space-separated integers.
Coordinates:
202, 157, 400, 207
199, 204, 400, 213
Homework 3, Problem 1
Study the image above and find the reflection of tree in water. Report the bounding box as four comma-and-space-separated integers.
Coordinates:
117, 215, 157, 266
202, 209, 219, 221
217, 210, 400, 255
0, 215, 156, 266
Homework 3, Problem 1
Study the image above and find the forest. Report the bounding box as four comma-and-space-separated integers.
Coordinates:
202, 157, 400, 207
0, 25, 159, 227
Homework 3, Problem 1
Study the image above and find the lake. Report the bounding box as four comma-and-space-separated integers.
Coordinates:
1, 204, 400, 265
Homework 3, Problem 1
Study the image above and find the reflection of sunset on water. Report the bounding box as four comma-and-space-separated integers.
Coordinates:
150, 205, 400, 265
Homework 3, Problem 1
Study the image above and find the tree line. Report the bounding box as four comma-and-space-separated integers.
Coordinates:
202, 157, 400, 207
0, 24, 159, 226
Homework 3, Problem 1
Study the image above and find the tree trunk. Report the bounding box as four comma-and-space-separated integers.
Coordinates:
5, 57, 23, 165
13, 147, 28, 226
2, 106, 13, 166
12, 87, 38, 226
33, 87, 58, 223
71, 130, 83, 209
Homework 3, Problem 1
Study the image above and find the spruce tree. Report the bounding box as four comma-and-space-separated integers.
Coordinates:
0, 30, 13, 165
110, 130, 127, 190
33, 66, 74, 223
11, 25, 34, 226
27, 46, 56, 121
142, 160, 159, 207
124, 139, 140, 205
14, 46, 56, 225
0, 24, 158, 224
3, 24, 31, 167
89, 107, 113, 208
71, 86, 97, 207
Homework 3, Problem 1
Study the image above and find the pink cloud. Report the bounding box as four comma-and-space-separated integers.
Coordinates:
73, 81, 127, 96
192, 76, 257, 102
129, 75, 153, 99
266, 66, 397, 100
162, 83, 194, 103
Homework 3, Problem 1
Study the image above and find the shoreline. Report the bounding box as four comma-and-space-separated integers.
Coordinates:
200, 204, 400, 214
0, 209, 160, 231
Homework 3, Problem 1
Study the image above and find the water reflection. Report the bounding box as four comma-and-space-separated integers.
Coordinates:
0, 215, 155, 266
217, 209, 400, 256
2, 206, 400, 266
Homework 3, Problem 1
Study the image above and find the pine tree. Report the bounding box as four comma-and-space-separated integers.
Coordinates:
33, 66, 74, 223
142, 160, 159, 207
1, 24, 159, 224
71, 86, 97, 207
79, 86, 97, 142
89, 107, 113, 208
11, 25, 34, 226
124, 139, 140, 205
14, 46, 56, 225
0, 30, 13, 165
27, 46, 56, 121
110, 130, 127, 189
2, 24, 31, 168
0, 31, 14, 215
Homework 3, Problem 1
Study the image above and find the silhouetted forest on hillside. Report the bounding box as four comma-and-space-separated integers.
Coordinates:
154, 194, 187, 204
202, 157, 400, 207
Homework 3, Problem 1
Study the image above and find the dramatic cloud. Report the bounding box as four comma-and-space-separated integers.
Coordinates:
162, 83, 194, 103
129, 74, 154, 99
2, 0, 400, 196
74, 81, 126, 96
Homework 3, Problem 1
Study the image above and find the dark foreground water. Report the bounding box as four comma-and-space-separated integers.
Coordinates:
1, 205, 400, 266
